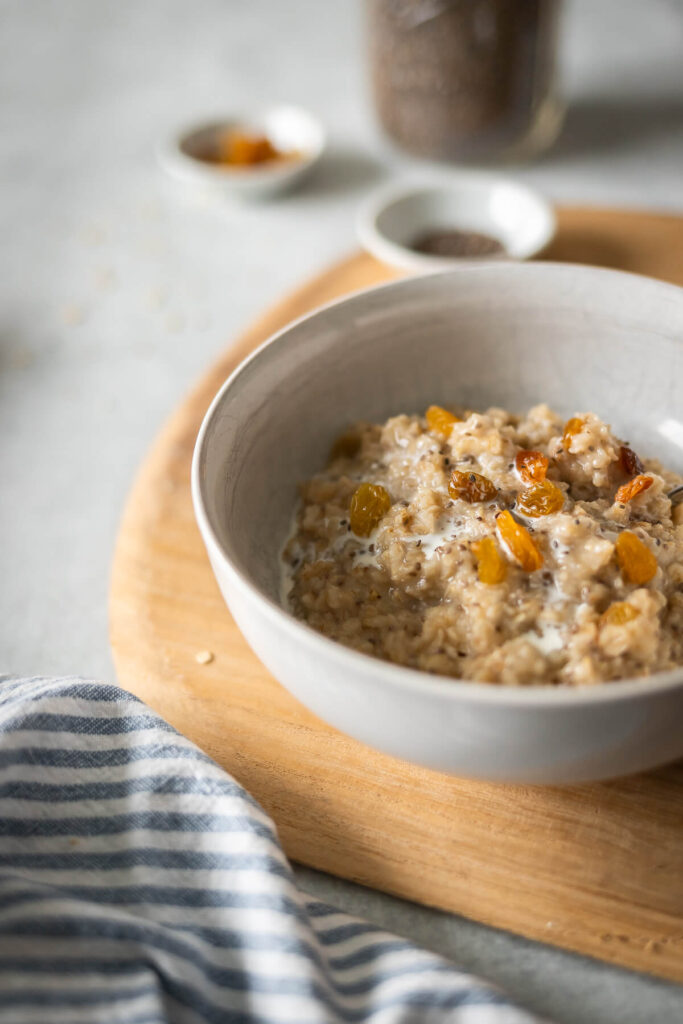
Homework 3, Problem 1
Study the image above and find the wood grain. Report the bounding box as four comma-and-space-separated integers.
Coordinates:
110, 208, 683, 983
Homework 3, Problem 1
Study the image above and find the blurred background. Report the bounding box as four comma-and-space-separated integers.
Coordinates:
1, 3, 683, 1020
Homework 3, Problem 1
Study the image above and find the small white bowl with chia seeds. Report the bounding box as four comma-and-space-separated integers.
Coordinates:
357, 177, 556, 272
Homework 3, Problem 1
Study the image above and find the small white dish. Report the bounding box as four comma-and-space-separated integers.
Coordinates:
158, 105, 325, 201
357, 177, 556, 272
192, 263, 683, 785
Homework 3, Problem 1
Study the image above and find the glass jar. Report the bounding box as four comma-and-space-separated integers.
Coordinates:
367, 0, 564, 163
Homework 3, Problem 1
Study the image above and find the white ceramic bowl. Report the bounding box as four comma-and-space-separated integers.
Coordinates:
357, 178, 556, 272
159, 106, 325, 200
192, 264, 683, 784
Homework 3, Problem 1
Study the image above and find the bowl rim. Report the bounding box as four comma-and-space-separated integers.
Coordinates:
356, 177, 557, 271
192, 261, 683, 707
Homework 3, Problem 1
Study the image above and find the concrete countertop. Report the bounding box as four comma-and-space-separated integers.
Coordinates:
1, 1, 682, 1021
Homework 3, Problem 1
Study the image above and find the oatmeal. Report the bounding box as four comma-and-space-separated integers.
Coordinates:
281, 404, 683, 686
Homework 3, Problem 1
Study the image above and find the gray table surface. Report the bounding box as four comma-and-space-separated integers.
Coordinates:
1, 1, 682, 1021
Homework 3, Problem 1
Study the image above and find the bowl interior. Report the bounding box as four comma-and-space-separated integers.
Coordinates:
178, 107, 323, 175
262, 106, 324, 158
371, 182, 554, 261
196, 265, 683, 606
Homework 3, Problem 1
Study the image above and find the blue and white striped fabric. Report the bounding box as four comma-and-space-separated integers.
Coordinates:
0, 676, 547, 1024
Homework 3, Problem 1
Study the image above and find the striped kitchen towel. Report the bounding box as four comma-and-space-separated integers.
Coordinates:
0, 676, 548, 1024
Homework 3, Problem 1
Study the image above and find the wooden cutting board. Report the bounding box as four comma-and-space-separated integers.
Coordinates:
110, 207, 683, 983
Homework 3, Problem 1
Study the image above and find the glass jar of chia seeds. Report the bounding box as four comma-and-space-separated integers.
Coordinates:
367, 0, 565, 163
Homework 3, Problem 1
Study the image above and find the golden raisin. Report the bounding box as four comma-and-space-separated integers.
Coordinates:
329, 431, 361, 462
448, 470, 497, 503
619, 445, 644, 477
216, 130, 282, 166
425, 405, 459, 438
600, 602, 641, 628
562, 416, 586, 451
516, 480, 565, 518
349, 482, 391, 537
472, 537, 507, 584
515, 449, 549, 484
496, 510, 543, 572
615, 474, 653, 505
615, 530, 658, 585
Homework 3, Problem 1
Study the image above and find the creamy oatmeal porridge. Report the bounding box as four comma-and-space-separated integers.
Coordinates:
281, 404, 683, 686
